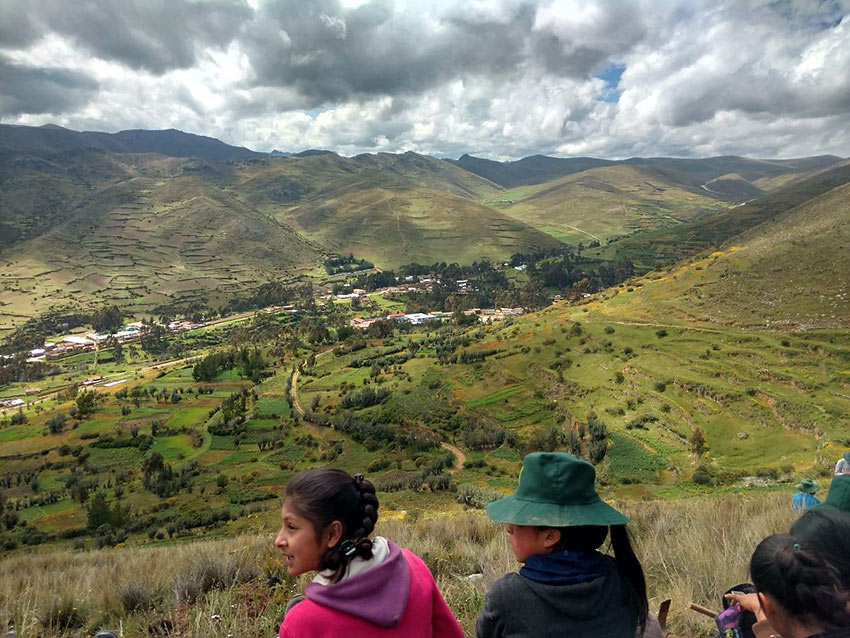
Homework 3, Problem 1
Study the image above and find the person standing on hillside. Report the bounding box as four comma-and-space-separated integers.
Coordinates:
476, 452, 662, 638
834, 451, 850, 475
274, 468, 463, 638
792, 479, 820, 513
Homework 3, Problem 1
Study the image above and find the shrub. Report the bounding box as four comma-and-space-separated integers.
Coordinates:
692, 465, 713, 486
173, 547, 259, 604
456, 484, 500, 509
118, 581, 158, 614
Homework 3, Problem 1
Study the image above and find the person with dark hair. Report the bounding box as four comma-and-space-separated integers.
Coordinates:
476, 452, 660, 638
275, 468, 463, 638
726, 507, 850, 637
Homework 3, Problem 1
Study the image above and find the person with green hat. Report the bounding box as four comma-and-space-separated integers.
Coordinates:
834, 451, 850, 476
476, 452, 657, 638
792, 479, 820, 513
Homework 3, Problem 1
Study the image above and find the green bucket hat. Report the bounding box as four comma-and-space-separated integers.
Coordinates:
795, 478, 819, 495
486, 452, 629, 527
820, 475, 850, 513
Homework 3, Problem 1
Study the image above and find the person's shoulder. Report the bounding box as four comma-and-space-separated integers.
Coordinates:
281, 597, 324, 630
487, 572, 526, 600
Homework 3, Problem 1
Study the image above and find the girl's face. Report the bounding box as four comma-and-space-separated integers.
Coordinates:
505, 523, 558, 563
275, 497, 338, 576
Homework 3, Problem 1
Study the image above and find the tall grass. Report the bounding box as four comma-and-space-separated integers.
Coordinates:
0, 492, 796, 637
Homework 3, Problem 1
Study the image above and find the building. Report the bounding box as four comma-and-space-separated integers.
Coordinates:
403, 313, 433, 325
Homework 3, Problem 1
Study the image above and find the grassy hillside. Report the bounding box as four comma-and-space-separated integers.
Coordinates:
0, 171, 323, 332
590, 160, 850, 271
0, 492, 802, 637
234, 153, 559, 268
484, 165, 728, 244
612, 180, 850, 330
453, 151, 842, 191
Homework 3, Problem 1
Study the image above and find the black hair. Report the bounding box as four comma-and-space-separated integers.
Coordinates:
284, 468, 380, 583
790, 507, 850, 586
539, 524, 648, 632
750, 533, 850, 629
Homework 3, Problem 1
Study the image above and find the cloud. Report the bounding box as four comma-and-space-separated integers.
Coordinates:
0, 57, 98, 116
0, 0, 253, 74
0, 0, 849, 159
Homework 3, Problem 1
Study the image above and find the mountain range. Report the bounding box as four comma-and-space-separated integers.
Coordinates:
0, 123, 847, 335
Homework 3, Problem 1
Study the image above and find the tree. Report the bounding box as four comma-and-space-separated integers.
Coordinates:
111, 338, 124, 363
691, 427, 708, 459
91, 306, 124, 332
47, 412, 66, 434
140, 324, 167, 354
76, 390, 97, 418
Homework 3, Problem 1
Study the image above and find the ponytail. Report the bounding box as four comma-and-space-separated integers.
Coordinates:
610, 525, 648, 633
284, 469, 380, 583
544, 524, 648, 633
751, 534, 850, 629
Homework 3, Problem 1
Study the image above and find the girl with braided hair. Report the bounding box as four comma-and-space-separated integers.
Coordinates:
726, 507, 850, 638
275, 468, 463, 638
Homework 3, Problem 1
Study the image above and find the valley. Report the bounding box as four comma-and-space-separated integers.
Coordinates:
1, 124, 848, 638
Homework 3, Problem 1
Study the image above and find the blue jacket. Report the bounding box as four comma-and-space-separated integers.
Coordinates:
792, 492, 820, 512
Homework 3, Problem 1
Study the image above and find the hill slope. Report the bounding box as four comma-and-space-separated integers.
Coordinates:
0, 169, 323, 328
485, 164, 728, 245
612, 179, 850, 330
596, 160, 850, 271
454, 151, 842, 194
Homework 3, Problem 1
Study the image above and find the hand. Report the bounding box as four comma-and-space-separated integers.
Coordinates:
724, 592, 767, 622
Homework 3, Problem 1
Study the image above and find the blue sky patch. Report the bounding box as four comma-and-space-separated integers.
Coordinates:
596, 63, 626, 103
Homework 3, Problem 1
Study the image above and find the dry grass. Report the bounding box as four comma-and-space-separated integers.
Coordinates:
0, 492, 795, 637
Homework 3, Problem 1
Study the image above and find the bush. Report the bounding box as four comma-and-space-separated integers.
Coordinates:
693, 465, 713, 486
456, 484, 501, 509
173, 547, 259, 604
118, 581, 159, 613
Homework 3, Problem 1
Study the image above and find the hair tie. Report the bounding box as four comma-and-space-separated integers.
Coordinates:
793, 543, 801, 551
339, 539, 357, 558
353, 473, 364, 491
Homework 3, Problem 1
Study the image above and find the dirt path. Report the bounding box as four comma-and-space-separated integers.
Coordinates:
562, 224, 602, 242
440, 441, 466, 474
290, 367, 305, 417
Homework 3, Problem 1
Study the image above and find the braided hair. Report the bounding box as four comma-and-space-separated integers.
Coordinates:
284, 469, 380, 583
751, 533, 850, 630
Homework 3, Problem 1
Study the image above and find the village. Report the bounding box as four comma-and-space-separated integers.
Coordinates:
0, 271, 534, 411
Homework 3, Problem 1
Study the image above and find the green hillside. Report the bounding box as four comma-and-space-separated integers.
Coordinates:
610, 180, 850, 330
233, 152, 558, 268
0, 172, 323, 333
590, 160, 850, 270
485, 164, 728, 244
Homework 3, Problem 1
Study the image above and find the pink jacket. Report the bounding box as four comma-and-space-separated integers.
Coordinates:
280, 542, 463, 638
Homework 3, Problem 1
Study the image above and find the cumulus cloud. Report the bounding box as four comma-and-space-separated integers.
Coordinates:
0, 0, 849, 159
0, 0, 253, 74
0, 56, 98, 116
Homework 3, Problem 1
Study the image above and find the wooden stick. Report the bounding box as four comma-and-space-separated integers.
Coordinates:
689, 602, 719, 618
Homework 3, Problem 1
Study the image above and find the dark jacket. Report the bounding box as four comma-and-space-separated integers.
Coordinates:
476, 558, 642, 638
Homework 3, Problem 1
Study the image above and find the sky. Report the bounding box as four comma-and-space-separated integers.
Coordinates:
1, 0, 849, 160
